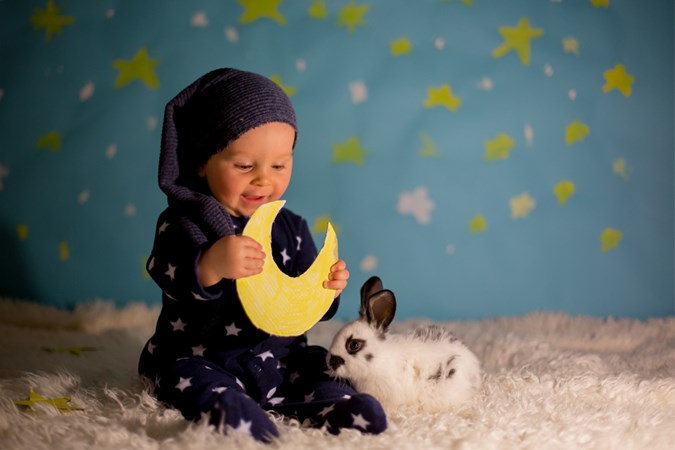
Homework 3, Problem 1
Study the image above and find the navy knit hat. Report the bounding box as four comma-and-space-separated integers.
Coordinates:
158, 68, 297, 242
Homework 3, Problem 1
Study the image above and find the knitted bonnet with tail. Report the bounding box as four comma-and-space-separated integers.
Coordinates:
158, 68, 297, 243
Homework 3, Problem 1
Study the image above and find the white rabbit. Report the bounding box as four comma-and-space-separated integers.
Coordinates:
326, 276, 481, 414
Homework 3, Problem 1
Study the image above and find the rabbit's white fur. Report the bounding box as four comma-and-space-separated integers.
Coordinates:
327, 277, 481, 413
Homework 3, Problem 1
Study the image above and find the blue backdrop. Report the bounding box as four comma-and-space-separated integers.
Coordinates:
1, 0, 673, 321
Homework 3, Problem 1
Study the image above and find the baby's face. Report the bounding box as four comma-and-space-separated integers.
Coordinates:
198, 122, 295, 217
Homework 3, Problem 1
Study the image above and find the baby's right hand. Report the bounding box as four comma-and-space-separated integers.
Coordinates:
198, 235, 265, 287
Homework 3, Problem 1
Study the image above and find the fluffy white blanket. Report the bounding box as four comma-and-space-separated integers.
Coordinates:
0, 299, 673, 450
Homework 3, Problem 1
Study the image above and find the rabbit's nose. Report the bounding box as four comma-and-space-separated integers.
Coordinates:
328, 354, 345, 370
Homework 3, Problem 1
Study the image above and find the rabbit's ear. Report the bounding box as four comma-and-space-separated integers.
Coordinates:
359, 276, 384, 319
366, 290, 396, 332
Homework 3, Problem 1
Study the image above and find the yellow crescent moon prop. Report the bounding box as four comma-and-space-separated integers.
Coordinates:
236, 200, 338, 336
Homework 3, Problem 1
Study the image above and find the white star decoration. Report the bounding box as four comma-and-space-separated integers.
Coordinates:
192, 345, 206, 356
295, 236, 302, 251
192, 292, 208, 301
304, 391, 315, 402
281, 248, 291, 265
351, 413, 370, 430
266, 387, 276, 399
225, 322, 241, 336
212, 386, 228, 394
234, 419, 252, 435
170, 318, 187, 331
256, 350, 274, 362
147, 257, 155, 271
165, 263, 176, 280
524, 123, 534, 147
349, 80, 368, 104
318, 404, 335, 417
176, 377, 192, 392
236, 378, 245, 390
191, 11, 208, 27
397, 186, 435, 225
158, 221, 169, 234
147, 341, 156, 354
268, 397, 285, 406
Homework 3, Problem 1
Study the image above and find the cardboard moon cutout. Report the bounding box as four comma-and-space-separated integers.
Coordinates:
236, 200, 338, 336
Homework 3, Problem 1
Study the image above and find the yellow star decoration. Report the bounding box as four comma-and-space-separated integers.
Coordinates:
424, 85, 462, 112
337, 0, 369, 33
590, 0, 610, 7
565, 120, 590, 145
492, 17, 544, 66
332, 137, 370, 165
391, 36, 413, 56
468, 214, 487, 233
510, 193, 536, 219
600, 228, 623, 252
553, 180, 576, 205
602, 64, 634, 97
113, 48, 160, 90
14, 389, 83, 411
29, 0, 75, 41
419, 132, 440, 157
59, 241, 70, 261
269, 75, 296, 97
36, 131, 62, 152
308, 0, 328, 19
238, 0, 286, 25
484, 133, 515, 161
43, 346, 98, 356
613, 158, 630, 180
563, 37, 580, 55
312, 216, 342, 234
17, 224, 29, 240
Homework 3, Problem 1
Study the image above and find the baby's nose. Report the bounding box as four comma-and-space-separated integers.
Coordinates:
328, 354, 345, 370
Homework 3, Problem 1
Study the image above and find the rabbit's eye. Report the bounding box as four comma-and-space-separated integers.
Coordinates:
346, 337, 365, 354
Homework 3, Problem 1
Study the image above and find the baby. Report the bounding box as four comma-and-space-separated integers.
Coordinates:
138, 68, 387, 442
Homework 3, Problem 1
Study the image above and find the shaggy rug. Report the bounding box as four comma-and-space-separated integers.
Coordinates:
0, 298, 673, 450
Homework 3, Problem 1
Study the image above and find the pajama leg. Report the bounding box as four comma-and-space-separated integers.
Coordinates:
153, 358, 280, 442
270, 380, 387, 435
267, 346, 387, 435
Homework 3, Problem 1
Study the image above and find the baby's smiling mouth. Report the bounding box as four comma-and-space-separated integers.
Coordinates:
242, 194, 267, 203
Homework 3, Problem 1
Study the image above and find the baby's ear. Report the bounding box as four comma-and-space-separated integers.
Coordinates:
366, 290, 396, 332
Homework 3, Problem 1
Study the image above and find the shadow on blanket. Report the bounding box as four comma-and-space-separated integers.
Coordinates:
0, 298, 673, 450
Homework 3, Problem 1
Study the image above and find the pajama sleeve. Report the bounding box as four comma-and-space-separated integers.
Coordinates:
146, 208, 224, 302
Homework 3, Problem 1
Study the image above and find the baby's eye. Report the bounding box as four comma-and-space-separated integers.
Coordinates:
234, 164, 253, 171
272, 164, 286, 171
346, 338, 365, 354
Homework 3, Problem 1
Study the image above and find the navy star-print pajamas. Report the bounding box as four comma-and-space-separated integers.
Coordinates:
139, 207, 387, 441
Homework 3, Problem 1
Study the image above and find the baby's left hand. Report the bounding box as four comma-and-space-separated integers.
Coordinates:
324, 259, 349, 298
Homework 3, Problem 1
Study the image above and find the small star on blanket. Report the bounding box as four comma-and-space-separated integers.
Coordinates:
14, 389, 83, 411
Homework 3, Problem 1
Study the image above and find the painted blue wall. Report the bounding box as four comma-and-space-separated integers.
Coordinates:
0, 0, 673, 320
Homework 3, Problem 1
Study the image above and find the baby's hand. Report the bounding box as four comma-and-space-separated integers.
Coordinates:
198, 235, 265, 287
324, 259, 349, 298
